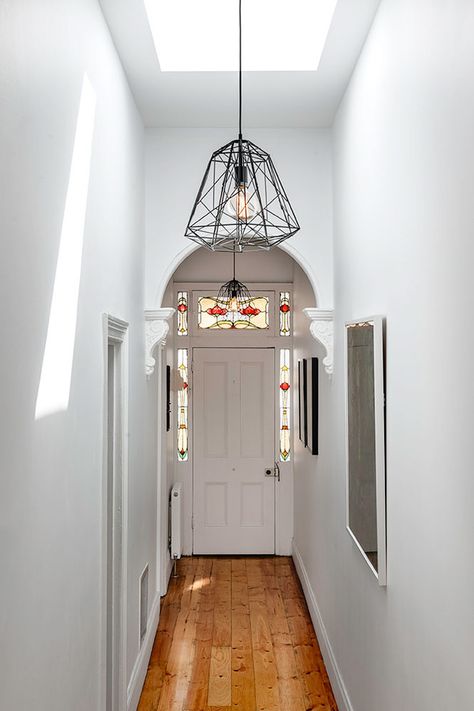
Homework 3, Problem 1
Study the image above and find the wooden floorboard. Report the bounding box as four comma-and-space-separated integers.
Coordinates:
138, 557, 338, 711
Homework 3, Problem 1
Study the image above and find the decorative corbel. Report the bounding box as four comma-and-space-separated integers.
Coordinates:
303, 308, 334, 376
145, 308, 175, 377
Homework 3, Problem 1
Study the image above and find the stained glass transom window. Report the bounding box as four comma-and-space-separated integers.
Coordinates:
177, 348, 188, 461
198, 296, 269, 330
279, 349, 291, 462
279, 291, 291, 337
177, 291, 188, 336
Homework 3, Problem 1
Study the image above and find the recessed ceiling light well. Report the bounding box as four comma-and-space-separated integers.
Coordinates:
144, 0, 338, 72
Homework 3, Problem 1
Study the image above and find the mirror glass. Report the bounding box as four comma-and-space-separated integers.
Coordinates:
346, 319, 384, 577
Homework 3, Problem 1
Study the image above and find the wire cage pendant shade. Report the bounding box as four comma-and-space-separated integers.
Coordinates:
184, 0, 300, 252
217, 277, 251, 309
185, 138, 300, 252
217, 250, 251, 311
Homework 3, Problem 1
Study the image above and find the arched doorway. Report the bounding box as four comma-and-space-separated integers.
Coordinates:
148, 247, 329, 594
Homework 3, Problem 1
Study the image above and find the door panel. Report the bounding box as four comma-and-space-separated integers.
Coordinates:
193, 348, 275, 554
240, 361, 265, 458
203, 361, 229, 458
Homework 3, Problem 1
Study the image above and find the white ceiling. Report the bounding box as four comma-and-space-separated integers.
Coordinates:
99, 0, 381, 128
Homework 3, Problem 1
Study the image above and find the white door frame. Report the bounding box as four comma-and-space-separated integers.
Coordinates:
101, 314, 129, 711
172, 282, 295, 558
144, 308, 175, 599
156, 346, 173, 594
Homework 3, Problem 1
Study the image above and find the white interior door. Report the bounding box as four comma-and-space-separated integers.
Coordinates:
193, 348, 275, 554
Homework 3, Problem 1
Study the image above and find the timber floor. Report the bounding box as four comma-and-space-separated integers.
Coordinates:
138, 556, 338, 711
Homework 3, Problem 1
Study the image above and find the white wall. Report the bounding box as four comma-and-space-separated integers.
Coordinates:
145, 127, 333, 567
171, 245, 295, 284
145, 127, 333, 308
159, 279, 176, 592
293, 1, 474, 710
0, 2, 156, 709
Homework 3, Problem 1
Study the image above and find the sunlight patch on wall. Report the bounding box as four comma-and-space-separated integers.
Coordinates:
35, 75, 96, 420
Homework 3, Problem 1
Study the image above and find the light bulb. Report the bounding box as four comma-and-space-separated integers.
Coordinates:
228, 295, 239, 313
225, 184, 256, 221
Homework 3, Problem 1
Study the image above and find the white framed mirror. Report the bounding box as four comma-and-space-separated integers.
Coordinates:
345, 316, 386, 586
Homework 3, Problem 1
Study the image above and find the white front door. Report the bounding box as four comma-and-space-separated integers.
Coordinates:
193, 348, 276, 554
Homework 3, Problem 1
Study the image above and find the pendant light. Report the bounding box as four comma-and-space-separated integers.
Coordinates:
217, 250, 251, 312
185, 0, 300, 252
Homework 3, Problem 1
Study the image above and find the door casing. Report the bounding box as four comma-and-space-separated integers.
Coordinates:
101, 315, 129, 711
171, 282, 295, 561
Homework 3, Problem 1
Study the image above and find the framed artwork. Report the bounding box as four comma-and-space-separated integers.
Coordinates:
302, 359, 308, 446
345, 316, 386, 586
166, 365, 171, 432
298, 360, 303, 443
298, 358, 318, 454
306, 357, 319, 455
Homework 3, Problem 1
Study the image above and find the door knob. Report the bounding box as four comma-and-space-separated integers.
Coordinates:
264, 464, 280, 482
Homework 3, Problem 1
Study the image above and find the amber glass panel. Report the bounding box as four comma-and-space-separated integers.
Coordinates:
177, 348, 188, 461
279, 349, 291, 461
198, 296, 269, 330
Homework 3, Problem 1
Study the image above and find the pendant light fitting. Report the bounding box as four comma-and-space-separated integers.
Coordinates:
184, 0, 300, 252
217, 250, 251, 313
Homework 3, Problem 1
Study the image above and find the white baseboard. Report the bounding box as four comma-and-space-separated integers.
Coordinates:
127, 591, 161, 711
292, 542, 353, 711
164, 558, 174, 594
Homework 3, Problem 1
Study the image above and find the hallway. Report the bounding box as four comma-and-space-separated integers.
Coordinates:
3, 1, 474, 709
138, 557, 337, 711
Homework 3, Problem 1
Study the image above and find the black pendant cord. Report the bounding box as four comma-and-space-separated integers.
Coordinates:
237, 0, 243, 243
238, 0, 242, 139
184, 0, 300, 250
233, 249, 236, 281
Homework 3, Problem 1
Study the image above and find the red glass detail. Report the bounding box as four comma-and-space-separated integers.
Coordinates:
280, 382, 290, 391
240, 306, 261, 316
177, 303, 187, 312
280, 303, 290, 313
281, 425, 289, 430
183, 382, 188, 389
207, 305, 228, 316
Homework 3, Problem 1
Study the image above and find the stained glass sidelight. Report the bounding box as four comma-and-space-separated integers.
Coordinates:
177, 291, 188, 336
177, 348, 189, 461
279, 349, 291, 461
198, 296, 269, 330
279, 291, 291, 337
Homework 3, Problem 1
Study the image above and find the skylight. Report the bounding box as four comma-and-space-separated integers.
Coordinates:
144, 0, 338, 72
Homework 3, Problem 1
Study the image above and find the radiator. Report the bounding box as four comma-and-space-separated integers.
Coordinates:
170, 482, 183, 560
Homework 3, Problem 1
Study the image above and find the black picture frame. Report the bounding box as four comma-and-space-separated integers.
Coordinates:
166, 365, 171, 432
306, 357, 319, 455
298, 360, 303, 442
302, 359, 308, 447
